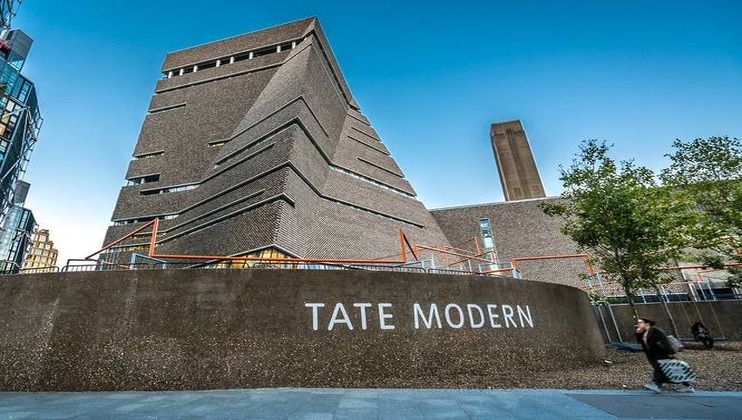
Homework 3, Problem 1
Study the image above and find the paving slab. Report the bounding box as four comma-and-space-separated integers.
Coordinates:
0, 388, 740, 419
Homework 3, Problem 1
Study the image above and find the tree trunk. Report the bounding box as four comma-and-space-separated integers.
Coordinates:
654, 283, 679, 336
622, 284, 638, 320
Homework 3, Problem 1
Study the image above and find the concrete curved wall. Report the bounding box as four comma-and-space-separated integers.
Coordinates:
0, 269, 604, 391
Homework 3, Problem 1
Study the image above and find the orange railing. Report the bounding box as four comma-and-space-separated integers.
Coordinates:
74, 220, 742, 290
85, 218, 420, 267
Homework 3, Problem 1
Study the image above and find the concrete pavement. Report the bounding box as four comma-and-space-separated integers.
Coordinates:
0, 388, 740, 419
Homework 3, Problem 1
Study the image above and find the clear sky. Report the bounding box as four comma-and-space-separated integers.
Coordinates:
11, 0, 742, 265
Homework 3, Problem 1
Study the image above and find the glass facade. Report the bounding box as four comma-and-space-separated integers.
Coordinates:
0, 26, 42, 232
0, 202, 35, 273
478, 218, 495, 250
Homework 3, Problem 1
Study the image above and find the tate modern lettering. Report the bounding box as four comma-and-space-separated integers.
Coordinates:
305, 302, 534, 331
0, 270, 603, 390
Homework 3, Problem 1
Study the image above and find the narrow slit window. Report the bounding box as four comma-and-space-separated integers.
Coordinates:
126, 174, 160, 186
479, 218, 495, 250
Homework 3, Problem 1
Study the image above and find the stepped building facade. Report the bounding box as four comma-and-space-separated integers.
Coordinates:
103, 18, 451, 264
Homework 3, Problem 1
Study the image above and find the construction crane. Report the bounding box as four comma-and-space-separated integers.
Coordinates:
0, 1, 22, 31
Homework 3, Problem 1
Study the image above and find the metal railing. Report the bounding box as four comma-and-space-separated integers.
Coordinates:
0, 266, 60, 275
2, 260, 511, 277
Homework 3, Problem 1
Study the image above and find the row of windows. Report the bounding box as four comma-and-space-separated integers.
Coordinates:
113, 214, 178, 226
0, 97, 20, 139
31, 248, 55, 257
128, 156, 408, 203
0, 64, 34, 104
108, 244, 148, 253
209, 140, 229, 148
126, 174, 160, 186
163, 39, 301, 80
26, 251, 57, 260
141, 183, 198, 196
133, 151, 164, 160
130, 233, 153, 240
24, 260, 57, 269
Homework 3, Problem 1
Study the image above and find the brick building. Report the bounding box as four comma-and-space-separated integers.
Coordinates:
103, 18, 451, 265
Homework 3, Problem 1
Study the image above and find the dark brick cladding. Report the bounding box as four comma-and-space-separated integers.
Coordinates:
431, 198, 588, 287
104, 17, 453, 261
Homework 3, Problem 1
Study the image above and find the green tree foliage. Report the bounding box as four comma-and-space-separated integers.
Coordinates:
541, 140, 699, 319
660, 136, 742, 286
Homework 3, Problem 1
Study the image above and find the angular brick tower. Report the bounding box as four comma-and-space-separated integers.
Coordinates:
103, 18, 450, 263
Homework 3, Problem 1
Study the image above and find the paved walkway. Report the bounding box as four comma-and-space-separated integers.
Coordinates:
0, 388, 740, 419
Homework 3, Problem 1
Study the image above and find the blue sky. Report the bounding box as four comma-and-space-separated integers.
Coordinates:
11, 0, 742, 265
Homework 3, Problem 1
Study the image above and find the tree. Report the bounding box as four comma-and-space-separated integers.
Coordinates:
660, 136, 742, 287
541, 140, 699, 326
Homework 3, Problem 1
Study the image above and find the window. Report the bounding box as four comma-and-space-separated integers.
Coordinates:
134, 151, 164, 160
479, 218, 495, 250
113, 213, 178, 225
252, 46, 275, 58
160, 38, 305, 79
126, 174, 160, 186
140, 184, 198, 196
233, 51, 252, 63
18, 82, 30, 103
198, 61, 217, 70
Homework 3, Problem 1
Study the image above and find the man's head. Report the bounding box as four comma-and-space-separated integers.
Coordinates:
635, 317, 655, 333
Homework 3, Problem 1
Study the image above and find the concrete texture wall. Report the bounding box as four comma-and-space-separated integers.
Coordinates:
595, 300, 742, 343
490, 120, 546, 201
0, 269, 604, 391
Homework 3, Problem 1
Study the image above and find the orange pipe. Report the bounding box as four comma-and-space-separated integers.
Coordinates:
402, 230, 420, 260
660, 262, 742, 271
150, 218, 160, 256
398, 229, 406, 262
84, 220, 156, 260
146, 220, 415, 265
415, 244, 495, 264
447, 249, 500, 267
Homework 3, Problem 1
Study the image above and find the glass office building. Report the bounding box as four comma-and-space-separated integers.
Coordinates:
0, 2, 42, 233
0, 179, 35, 272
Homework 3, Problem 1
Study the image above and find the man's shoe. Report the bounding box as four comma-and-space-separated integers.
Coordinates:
643, 383, 661, 393
676, 385, 695, 393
